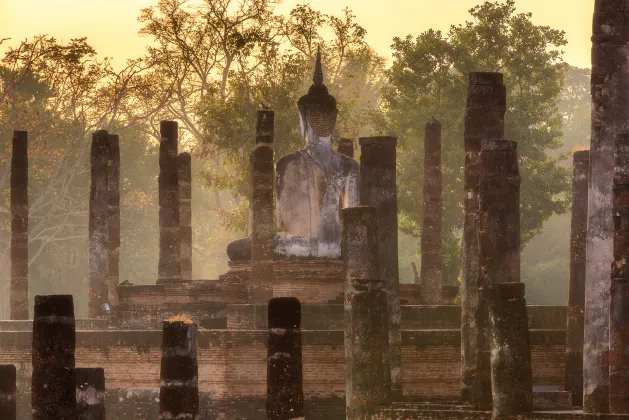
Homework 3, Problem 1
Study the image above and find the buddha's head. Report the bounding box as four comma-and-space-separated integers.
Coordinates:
298, 46, 338, 145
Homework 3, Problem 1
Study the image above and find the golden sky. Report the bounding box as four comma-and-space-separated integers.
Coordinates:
1, 0, 594, 68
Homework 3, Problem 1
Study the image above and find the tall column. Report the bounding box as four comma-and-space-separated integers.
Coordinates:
343, 206, 390, 420
88, 130, 109, 318
475, 139, 520, 410
178, 152, 192, 281
585, 2, 629, 412
32, 295, 76, 420
107, 134, 120, 307
157, 121, 181, 284
159, 321, 198, 419
0, 365, 16, 420
11, 130, 28, 320
610, 132, 629, 413
420, 118, 443, 304
76, 368, 105, 420
338, 138, 355, 158
359, 136, 401, 400
460, 72, 506, 402
488, 283, 533, 419
564, 149, 589, 407
267, 297, 304, 420
250, 110, 275, 304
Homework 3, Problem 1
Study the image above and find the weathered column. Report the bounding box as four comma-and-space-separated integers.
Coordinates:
488, 282, 533, 419
585, 2, 629, 412
564, 149, 589, 407
267, 297, 304, 420
88, 130, 109, 318
460, 72, 506, 402
76, 368, 105, 420
0, 365, 16, 420
475, 139, 520, 410
610, 132, 629, 413
338, 138, 355, 158
32, 295, 76, 420
107, 134, 120, 307
157, 121, 182, 284
159, 321, 198, 419
359, 136, 401, 400
178, 152, 192, 281
420, 118, 443, 304
249, 110, 275, 304
11, 130, 28, 320
343, 206, 390, 420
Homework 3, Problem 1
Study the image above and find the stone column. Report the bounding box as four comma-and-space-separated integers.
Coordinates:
488, 282, 533, 419
11, 130, 28, 320
0, 365, 16, 420
610, 132, 629, 413
420, 119, 443, 304
88, 130, 109, 318
585, 2, 629, 412
338, 138, 355, 158
267, 297, 304, 420
343, 206, 390, 420
249, 110, 275, 304
359, 136, 401, 400
32, 295, 76, 420
475, 139, 520, 410
159, 321, 198, 419
460, 72, 506, 402
107, 134, 120, 307
564, 149, 589, 407
178, 152, 192, 281
76, 368, 105, 420
158, 121, 181, 284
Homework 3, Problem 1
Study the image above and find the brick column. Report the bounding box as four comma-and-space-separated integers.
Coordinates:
460, 72, 506, 402
88, 130, 109, 318
359, 136, 401, 400
107, 134, 120, 307
267, 297, 304, 420
420, 119, 443, 304
475, 139, 520, 410
564, 149, 589, 407
159, 321, 198, 418
76, 368, 105, 420
250, 110, 275, 304
178, 152, 192, 281
157, 121, 181, 284
343, 206, 390, 419
338, 138, 354, 158
488, 283, 533, 419
11, 130, 28, 320
0, 365, 16, 420
32, 295, 76, 420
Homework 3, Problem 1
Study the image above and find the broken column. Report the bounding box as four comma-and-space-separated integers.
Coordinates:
178, 152, 192, 281
249, 109, 275, 304
159, 321, 198, 419
267, 297, 304, 420
585, 1, 629, 412
0, 365, 16, 420
610, 132, 629, 413
488, 282, 533, 419
32, 295, 76, 420
11, 130, 28, 320
564, 149, 589, 407
76, 368, 105, 420
475, 139, 520, 410
460, 72, 506, 402
157, 120, 182, 284
338, 138, 355, 158
419, 118, 443, 304
107, 134, 120, 307
88, 130, 109, 318
343, 206, 390, 419
359, 136, 401, 400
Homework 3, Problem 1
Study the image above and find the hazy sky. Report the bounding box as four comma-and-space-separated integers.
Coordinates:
2, 0, 594, 68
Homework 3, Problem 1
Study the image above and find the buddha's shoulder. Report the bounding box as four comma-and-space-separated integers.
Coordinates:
338, 153, 359, 172
277, 150, 306, 171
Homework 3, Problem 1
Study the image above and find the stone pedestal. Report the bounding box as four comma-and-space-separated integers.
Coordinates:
76, 367, 105, 420
11, 130, 28, 320
108, 134, 120, 307
0, 364, 16, 420
178, 152, 192, 281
